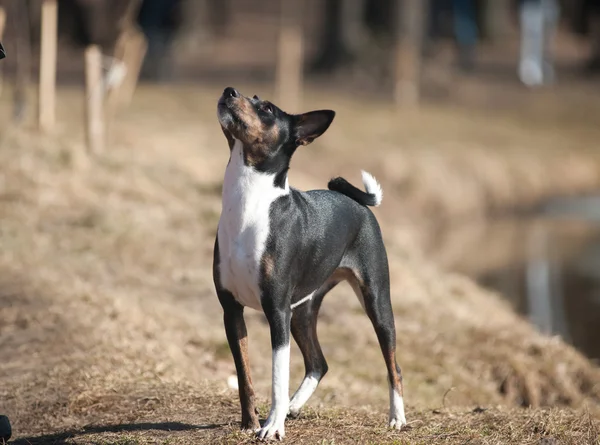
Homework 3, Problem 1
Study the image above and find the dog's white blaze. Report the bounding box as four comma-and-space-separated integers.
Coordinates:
289, 372, 319, 415
217, 139, 289, 311
361, 170, 383, 207
388, 384, 407, 429
258, 343, 290, 439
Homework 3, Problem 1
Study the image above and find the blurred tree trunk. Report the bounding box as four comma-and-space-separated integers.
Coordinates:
393, 0, 427, 105
365, 0, 395, 38
309, 0, 368, 73
341, 0, 368, 55
137, 0, 183, 80
176, 0, 229, 50
10, 0, 31, 122
481, 0, 513, 40
175, 0, 211, 54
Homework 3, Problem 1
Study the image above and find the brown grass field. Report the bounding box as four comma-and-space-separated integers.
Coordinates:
1, 83, 600, 444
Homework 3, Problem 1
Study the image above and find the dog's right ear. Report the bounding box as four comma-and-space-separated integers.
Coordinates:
293, 110, 335, 146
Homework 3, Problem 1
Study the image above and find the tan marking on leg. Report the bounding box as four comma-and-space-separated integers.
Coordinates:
388, 349, 404, 396
331, 267, 366, 309
232, 315, 259, 430
261, 253, 275, 281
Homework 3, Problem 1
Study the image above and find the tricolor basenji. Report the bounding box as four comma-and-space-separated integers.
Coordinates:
213, 87, 406, 440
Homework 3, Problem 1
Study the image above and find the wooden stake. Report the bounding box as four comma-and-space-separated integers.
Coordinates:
39, 0, 58, 131
12, 0, 32, 122
115, 30, 147, 109
394, 0, 427, 106
0, 7, 6, 97
276, 0, 303, 112
85, 45, 104, 154
105, 28, 147, 143
105, 0, 146, 142
0, 7, 5, 39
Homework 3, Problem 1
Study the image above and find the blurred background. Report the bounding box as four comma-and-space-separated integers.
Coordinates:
2, 1, 600, 94
0, 0, 600, 417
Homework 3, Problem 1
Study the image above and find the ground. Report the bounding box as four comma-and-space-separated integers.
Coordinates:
1, 83, 600, 444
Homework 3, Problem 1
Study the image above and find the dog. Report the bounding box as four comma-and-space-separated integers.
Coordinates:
213, 87, 406, 440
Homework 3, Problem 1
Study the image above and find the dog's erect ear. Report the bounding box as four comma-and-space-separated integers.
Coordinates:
294, 110, 335, 146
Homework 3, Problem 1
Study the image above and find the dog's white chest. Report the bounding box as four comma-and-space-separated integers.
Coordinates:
217, 140, 288, 311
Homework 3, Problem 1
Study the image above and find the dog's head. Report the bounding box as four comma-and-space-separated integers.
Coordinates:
217, 87, 335, 172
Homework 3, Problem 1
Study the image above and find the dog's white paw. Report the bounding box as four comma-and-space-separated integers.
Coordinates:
256, 417, 286, 441
388, 388, 406, 430
388, 414, 407, 430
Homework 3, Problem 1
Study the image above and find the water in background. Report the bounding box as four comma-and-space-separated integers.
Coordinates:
462, 196, 600, 362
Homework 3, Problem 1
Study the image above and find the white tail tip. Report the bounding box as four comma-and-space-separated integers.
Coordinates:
361, 170, 383, 207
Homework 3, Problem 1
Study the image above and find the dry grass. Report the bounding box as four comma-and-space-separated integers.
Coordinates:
1, 84, 600, 444
9, 379, 600, 444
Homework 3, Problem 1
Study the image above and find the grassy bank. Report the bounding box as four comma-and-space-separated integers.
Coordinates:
1, 86, 599, 444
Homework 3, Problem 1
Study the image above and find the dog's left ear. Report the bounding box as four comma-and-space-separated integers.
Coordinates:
294, 110, 335, 146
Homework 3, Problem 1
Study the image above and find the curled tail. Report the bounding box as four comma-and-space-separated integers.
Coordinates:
327, 170, 383, 207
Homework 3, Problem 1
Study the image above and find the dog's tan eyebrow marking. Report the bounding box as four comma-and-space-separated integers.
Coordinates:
230, 96, 280, 167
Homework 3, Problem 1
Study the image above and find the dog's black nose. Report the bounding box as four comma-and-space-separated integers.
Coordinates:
224, 87, 239, 98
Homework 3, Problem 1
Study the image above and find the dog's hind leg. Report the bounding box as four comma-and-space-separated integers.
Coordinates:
345, 258, 407, 430
288, 281, 338, 418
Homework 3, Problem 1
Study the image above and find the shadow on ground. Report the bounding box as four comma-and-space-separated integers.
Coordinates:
12, 422, 225, 444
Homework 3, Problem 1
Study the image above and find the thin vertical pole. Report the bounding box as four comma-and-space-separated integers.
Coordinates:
276, 0, 303, 112
39, 0, 58, 131
85, 45, 105, 154
394, 0, 427, 106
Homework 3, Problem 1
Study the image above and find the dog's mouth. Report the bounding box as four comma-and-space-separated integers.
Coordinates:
217, 99, 243, 130
218, 88, 240, 120
217, 99, 236, 127
217, 94, 230, 109
218, 88, 251, 139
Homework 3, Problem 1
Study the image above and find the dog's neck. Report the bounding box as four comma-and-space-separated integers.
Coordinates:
224, 138, 289, 190
221, 139, 289, 220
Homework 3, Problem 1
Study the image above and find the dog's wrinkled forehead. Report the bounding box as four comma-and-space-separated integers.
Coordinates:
217, 87, 289, 166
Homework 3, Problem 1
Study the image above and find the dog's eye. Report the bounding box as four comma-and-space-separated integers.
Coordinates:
262, 103, 274, 114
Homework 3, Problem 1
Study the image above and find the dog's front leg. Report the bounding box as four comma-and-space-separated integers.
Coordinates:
221, 294, 260, 431
258, 298, 292, 441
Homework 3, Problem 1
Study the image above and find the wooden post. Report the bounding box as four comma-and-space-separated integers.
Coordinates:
0, 7, 5, 40
105, 29, 147, 143
85, 45, 104, 154
393, 0, 427, 106
276, 0, 303, 112
112, 30, 147, 109
39, 0, 58, 131
106, 0, 146, 116
0, 7, 6, 97
341, 0, 367, 56
12, 0, 32, 122
105, 1, 147, 144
